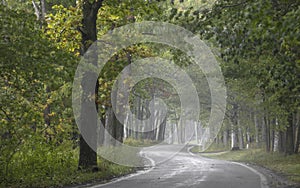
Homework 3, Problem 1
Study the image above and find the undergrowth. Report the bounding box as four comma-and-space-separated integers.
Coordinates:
0, 141, 134, 188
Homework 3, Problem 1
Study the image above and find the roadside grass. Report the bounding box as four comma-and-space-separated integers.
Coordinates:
123, 138, 159, 147
1, 151, 135, 188
190, 142, 230, 153
1, 138, 162, 188
48, 160, 134, 188
197, 148, 300, 183
0, 141, 139, 188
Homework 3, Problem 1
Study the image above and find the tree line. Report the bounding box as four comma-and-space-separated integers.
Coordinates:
0, 0, 299, 187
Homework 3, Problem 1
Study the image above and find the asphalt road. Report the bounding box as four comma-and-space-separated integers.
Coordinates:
89, 145, 269, 188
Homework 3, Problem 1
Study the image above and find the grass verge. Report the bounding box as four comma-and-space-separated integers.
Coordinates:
1, 138, 157, 188
0, 140, 142, 188
1, 153, 135, 188
190, 143, 230, 153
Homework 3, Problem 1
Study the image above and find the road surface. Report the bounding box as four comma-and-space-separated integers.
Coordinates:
88, 145, 269, 188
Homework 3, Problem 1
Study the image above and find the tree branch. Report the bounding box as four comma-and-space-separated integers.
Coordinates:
0, 107, 11, 122
32, 0, 40, 20
93, 0, 104, 11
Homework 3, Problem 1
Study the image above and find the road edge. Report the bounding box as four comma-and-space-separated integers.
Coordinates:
187, 145, 270, 188
188, 146, 300, 188
231, 161, 269, 188
65, 150, 155, 188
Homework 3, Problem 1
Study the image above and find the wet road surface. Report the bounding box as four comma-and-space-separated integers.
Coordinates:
88, 144, 269, 188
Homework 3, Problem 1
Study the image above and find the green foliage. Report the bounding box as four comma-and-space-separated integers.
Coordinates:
46, 0, 76, 10
45, 4, 82, 56
3, 0, 299, 186
0, 0, 165, 186
1, 0, 33, 12
0, 4, 78, 187
197, 0, 300, 127
2, 142, 77, 187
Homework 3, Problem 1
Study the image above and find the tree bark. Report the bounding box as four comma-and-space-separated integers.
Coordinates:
194, 122, 199, 144
180, 119, 185, 144
264, 115, 271, 152
135, 96, 141, 139
261, 115, 267, 150
285, 113, 295, 155
113, 111, 124, 144
294, 111, 300, 154
105, 106, 115, 146
157, 114, 167, 141
231, 126, 239, 150
143, 100, 151, 140
40, 0, 45, 21
231, 103, 239, 150
278, 130, 285, 153
238, 115, 244, 149
223, 129, 228, 147
254, 112, 260, 144
78, 0, 103, 170
295, 126, 300, 154
98, 112, 105, 146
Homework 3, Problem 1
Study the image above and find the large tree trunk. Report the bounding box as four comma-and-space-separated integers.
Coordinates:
78, 0, 103, 170
98, 112, 105, 146
104, 107, 115, 146
113, 111, 124, 145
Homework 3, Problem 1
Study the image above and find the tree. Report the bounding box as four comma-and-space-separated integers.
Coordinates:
197, 0, 300, 154
77, 0, 103, 170
0, 4, 77, 185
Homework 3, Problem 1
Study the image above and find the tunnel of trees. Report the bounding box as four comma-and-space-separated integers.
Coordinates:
0, 0, 299, 187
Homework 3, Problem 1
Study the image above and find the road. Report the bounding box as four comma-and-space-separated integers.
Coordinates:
88, 145, 269, 188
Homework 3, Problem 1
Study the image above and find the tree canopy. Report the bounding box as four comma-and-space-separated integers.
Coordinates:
0, 0, 299, 187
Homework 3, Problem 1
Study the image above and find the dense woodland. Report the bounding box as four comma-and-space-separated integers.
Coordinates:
0, 0, 299, 187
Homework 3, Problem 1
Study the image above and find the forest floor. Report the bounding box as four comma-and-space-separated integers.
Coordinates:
192, 148, 300, 188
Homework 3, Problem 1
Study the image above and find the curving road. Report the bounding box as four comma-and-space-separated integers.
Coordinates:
88, 145, 269, 188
